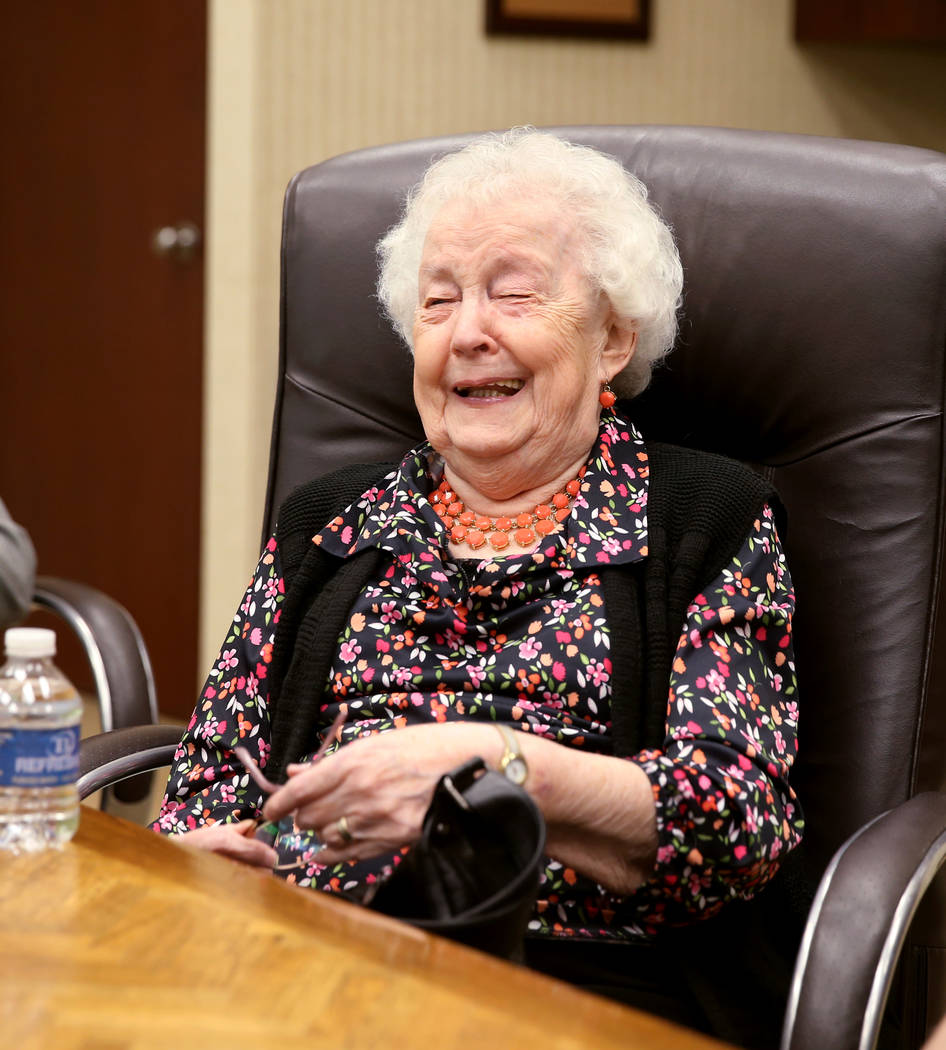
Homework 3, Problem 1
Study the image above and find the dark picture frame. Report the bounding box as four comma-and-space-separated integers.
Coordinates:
486, 0, 650, 40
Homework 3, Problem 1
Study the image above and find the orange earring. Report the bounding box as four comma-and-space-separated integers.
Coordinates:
599, 384, 616, 409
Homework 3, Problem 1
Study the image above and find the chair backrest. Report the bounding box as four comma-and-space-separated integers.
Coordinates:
265, 124, 946, 1021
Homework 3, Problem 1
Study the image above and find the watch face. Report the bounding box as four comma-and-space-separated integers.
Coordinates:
505, 757, 528, 785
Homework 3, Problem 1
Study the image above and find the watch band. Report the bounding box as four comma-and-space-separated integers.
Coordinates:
494, 723, 528, 785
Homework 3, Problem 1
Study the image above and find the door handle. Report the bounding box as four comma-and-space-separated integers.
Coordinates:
151, 221, 201, 262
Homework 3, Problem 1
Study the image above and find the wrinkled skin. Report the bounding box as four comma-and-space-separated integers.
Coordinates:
412, 195, 635, 510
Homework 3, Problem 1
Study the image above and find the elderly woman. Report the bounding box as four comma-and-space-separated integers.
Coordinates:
154, 129, 800, 1034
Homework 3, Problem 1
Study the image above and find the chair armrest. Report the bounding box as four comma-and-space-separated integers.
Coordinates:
78, 725, 183, 800
782, 792, 946, 1050
33, 575, 158, 731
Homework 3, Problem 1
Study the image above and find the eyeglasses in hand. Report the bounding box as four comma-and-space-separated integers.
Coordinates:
233, 710, 346, 869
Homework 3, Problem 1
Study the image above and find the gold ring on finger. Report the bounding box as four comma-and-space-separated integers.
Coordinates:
336, 815, 354, 844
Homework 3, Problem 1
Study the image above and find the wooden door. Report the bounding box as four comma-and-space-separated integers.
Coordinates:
0, 3, 206, 720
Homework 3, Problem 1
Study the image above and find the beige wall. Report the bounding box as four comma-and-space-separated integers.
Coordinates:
199, 0, 946, 678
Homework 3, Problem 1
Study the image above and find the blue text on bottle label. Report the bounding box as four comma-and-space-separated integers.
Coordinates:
0, 727, 80, 787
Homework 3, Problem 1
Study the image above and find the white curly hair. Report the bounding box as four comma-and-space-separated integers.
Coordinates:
376, 127, 683, 398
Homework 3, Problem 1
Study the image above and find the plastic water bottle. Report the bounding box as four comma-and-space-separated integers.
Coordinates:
0, 627, 82, 851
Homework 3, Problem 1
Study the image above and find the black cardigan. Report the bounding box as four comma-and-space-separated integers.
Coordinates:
264, 442, 774, 782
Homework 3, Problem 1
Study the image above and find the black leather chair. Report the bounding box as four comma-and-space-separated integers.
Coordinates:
33, 578, 157, 733
81, 126, 946, 1050
32, 576, 159, 805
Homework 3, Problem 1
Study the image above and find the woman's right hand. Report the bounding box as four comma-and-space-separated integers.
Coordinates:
171, 819, 278, 870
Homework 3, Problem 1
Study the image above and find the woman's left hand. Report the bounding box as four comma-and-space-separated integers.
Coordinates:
261, 722, 492, 865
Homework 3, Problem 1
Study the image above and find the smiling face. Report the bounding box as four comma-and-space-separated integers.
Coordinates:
412, 196, 635, 503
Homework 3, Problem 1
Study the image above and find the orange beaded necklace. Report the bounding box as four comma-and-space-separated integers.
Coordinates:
430, 467, 586, 552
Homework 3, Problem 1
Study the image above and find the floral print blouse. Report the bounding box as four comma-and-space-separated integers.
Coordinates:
153, 414, 802, 941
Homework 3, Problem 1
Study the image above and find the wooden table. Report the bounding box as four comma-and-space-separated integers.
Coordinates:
0, 806, 734, 1049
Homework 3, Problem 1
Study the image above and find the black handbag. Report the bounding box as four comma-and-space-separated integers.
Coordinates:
367, 757, 546, 961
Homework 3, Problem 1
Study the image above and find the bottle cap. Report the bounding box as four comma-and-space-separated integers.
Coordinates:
4, 627, 57, 659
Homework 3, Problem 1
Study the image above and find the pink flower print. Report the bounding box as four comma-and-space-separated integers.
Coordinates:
602, 537, 622, 556
339, 640, 361, 664
687, 870, 712, 896
380, 601, 400, 624
704, 669, 726, 695
551, 599, 573, 617
518, 638, 542, 660
552, 661, 566, 682
467, 665, 486, 688
249, 627, 262, 646
393, 665, 416, 686
258, 584, 278, 614
656, 844, 677, 865
157, 803, 185, 832
774, 730, 786, 754
587, 660, 611, 687
217, 648, 239, 672
219, 782, 236, 804
245, 672, 259, 698
198, 717, 226, 741
772, 673, 783, 692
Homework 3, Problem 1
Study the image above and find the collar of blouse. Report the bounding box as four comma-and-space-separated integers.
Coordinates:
315, 412, 650, 573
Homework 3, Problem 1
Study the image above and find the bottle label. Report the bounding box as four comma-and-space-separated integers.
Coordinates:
0, 726, 80, 787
